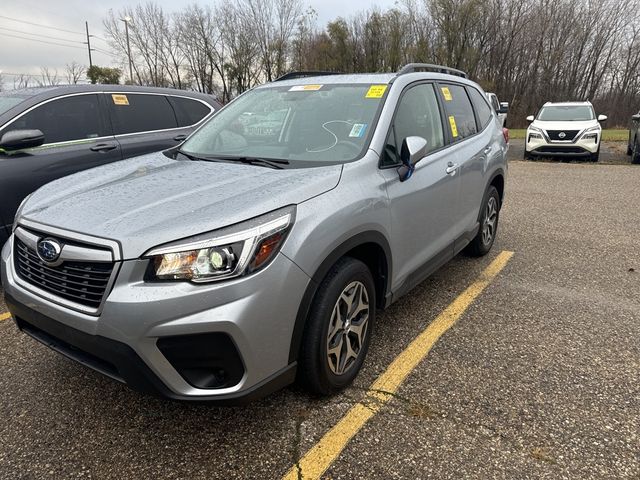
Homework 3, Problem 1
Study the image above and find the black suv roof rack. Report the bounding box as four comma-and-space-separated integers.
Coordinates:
274, 71, 342, 82
397, 63, 467, 79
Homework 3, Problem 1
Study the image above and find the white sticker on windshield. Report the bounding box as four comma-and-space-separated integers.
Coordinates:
288, 84, 323, 91
349, 123, 367, 138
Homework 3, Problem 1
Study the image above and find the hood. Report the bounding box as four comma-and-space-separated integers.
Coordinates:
530, 119, 599, 131
21, 152, 342, 259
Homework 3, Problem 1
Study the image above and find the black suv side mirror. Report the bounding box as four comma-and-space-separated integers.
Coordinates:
632, 114, 640, 121
0, 129, 45, 151
498, 102, 509, 114
398, 136, 427, 182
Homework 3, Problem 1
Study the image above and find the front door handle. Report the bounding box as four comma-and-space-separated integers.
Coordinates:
173, 134, 188, 142
483, 146, 493, 155
446, 162, 459, 175
90, 142, 118, 152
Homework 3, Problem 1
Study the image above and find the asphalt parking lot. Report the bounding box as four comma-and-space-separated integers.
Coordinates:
1, 152, 638, 479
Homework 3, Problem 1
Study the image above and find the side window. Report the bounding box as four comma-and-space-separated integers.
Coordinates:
167, 96, 212, 127
381, 84, 445, 167
439, 84, 477, 141
468, 88, 493, 130
108, 93, 178, 135
2, 94, 104, 144
489, 94, 499, 112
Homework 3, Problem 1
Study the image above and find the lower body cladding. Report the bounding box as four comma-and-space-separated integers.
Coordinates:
1, 235, 310, 402
526, 137, 599, 159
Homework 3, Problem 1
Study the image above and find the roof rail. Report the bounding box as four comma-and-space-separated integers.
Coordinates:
274, 71, 342, 82
397, 63, 467, 79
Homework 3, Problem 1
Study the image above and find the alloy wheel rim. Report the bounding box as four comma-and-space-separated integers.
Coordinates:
482, 197, 498, 245
326, 281, 369, 376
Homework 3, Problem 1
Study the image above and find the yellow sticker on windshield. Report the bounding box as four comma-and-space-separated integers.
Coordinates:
365, 85, 387, 98
448, 115, 459, 137
289, 85, 323, 91
441, 87, 453, 101
112, 94, 129, 105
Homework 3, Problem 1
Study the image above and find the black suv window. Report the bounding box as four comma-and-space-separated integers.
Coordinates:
1, 94, 104, 144
382, 84, 445, 167
167, 96, 212, 127
468, 87, 493, 130
108, 93, 178, 135
439, 84, 477, 141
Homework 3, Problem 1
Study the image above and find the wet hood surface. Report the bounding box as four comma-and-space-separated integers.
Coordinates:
21, 152, 342, 258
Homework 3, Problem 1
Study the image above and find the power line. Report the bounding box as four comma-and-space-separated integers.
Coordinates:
0, 25, 84, 45
0, 32, 86, 50
0, 14, 84, 35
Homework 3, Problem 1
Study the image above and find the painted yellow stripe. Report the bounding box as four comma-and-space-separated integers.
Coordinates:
283, 250, 514, 480
0, 312, 11, 322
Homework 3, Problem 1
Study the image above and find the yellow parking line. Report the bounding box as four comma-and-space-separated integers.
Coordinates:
283, 250, 514, 480
0, 312, 11, 322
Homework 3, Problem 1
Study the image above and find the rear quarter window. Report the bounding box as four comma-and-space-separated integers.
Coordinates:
167, 96, 213, 127
468, 88, 493, 130
108, 93, 178, 135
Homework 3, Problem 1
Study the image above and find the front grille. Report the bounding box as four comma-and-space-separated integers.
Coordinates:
14, 237, 114, 310
536, 146, 587, 154
546, 130, 579, 141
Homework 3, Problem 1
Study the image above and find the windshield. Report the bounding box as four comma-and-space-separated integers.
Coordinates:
538, 105, 594, 121
0, 96, 25, 116
181, 83, 387, 165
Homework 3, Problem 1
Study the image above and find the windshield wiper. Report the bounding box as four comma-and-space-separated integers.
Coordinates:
175, 150, 289, 169
224, 156, 289, 169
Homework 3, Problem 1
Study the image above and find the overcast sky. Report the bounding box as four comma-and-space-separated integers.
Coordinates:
0, 0, 395, 83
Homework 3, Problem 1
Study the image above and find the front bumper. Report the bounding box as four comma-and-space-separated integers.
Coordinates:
1, 232, 311, 401
526, 132, 599, 157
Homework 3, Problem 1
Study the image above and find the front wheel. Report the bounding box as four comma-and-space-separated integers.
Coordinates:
465, 186, 500, 257
590, 148, 600, 162
298, 257, 376, 396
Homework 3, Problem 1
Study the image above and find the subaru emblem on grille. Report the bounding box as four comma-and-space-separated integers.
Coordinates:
37, 238, 62, 263
558, 132, 566, 139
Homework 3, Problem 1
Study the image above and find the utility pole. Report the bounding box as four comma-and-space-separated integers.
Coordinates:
85, 21, 93, 68
121, 17, 134, 84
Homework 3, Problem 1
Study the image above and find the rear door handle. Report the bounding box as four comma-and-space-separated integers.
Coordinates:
90, 142, 118, 152
446, 162, 459, 175
173, 134, 188, 142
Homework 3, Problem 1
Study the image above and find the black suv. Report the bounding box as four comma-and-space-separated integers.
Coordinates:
0, 85, 221, 245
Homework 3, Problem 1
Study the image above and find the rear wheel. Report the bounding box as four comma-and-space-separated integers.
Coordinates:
299, 257, 375, 395
465, 186, 500, 257
632, 140, 640, 165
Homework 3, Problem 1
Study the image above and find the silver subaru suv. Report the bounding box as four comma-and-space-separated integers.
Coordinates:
1, 64, 508, 402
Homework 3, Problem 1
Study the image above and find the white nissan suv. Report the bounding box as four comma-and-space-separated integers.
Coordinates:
524, 101, 607, 161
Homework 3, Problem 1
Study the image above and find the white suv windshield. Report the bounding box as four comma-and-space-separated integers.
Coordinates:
181, 83, 387, 164
538, 105, 594, 121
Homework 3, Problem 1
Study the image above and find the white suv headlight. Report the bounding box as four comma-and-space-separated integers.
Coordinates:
581, 126, 600, 142
145, 206, 295, 283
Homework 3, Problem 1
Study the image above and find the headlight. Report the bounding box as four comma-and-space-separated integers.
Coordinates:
581, 126, 600, 142
528, 125, 543, 134
145, 206, 295, 283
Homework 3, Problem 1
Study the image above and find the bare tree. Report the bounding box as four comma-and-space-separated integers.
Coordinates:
65, 62, 86, 84
37, 67, 59, 87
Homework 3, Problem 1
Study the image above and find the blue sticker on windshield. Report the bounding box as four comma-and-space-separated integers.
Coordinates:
349, 123, 367, 138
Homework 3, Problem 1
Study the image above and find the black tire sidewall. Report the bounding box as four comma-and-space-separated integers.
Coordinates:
299, 257, 376, 395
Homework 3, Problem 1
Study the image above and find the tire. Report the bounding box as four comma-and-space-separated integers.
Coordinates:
590, 148, 600, 162
465, 185, 500, 257
523, 150, 531, 160
298, 257, 376, 396
632, 140, 640, 165
627, 143, 633, 156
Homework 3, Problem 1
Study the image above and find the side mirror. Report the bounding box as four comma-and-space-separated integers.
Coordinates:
597, 114, 607, 122
632, 114, 640, 121
498, 102, 509, 114
0, 129, 45, 151
526, 115, 534, 122
398, 136, 427, 182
